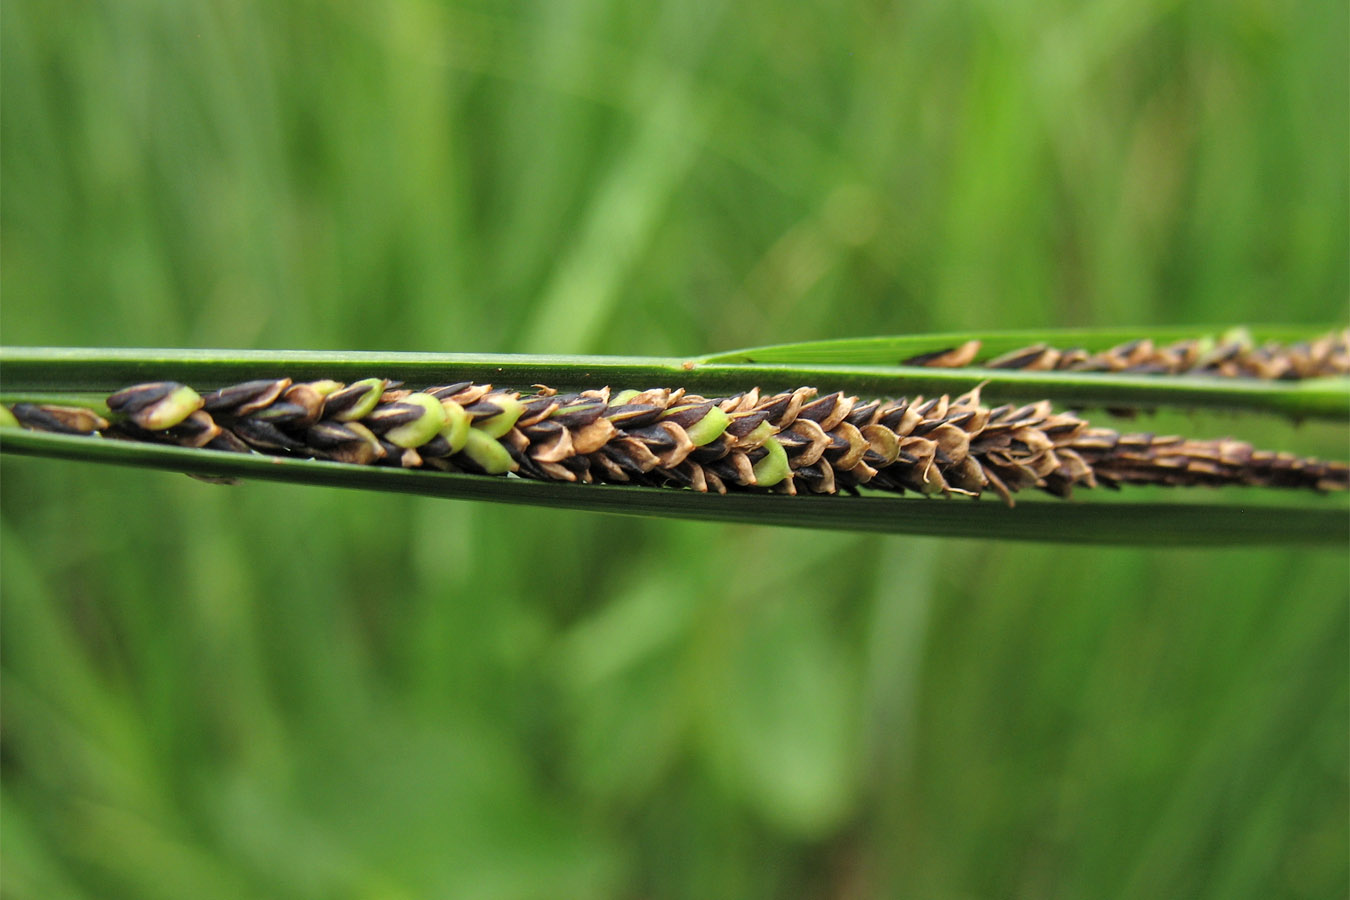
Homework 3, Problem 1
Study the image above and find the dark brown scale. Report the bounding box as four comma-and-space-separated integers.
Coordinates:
659, 402, 714, 429
1111, 338, 1148, 358
876, 402, 912, 431
202, 380, 290, 414
305, 421, 366, 448
793, 463, 833, 490
909, 397, 942, 419
704, 457, 745, 486
231, 418, 307, 452
463, 400, 507, 418
689, 434, 733, 463
10, 403, 99, 434
426, 382, 473, 399
822, 431, 852, 454
604, 403, 664, 428
655, 464, 700, 490
206, 430, 253, 454
250, 402, 311, 427
984, 404, 1015, 422
901, 345, 974, 367
1039, 419, 1081, 437
600, 443, 653, 476
373, 439, 408, 465
626, 424, 680, 452
1053, 348, 1091, 368
519, 395, 559, 417
324, 381, 386, 416
909, 414, 955, 437
724, 410, 770, 438
774, 429, 814, 453
163, 412, 221, 448
985, 345, 1051, 369
1065, 358, 1114, 372
507, 446, 548, 480
756, 393, 798, 424
418, 434, 455, 458
938, 410, 978, 430
557, 454, 592, 477
846, 400, 881, 427
797, 393, 841, 422
550, 400, 607, 428
99, 420, 157, 443
362, 402, 426, 433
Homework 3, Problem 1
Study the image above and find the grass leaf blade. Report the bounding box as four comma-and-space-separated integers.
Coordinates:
3, 429, 1344, 546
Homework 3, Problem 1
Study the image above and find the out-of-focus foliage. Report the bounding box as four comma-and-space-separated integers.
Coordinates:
1, 1, 1345, 898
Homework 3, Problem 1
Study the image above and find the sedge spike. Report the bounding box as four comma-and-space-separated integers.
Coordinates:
3, 379, 1347, 507
901, 328, 1350, 379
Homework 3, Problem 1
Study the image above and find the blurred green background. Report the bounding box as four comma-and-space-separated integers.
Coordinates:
2, 1, 1347, 898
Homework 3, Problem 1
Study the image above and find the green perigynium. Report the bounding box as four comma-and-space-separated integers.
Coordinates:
384, 393, 448, 449
678, 405, 730, 446
438, 400, 471, 453
328, 377, 386, 422
106, 382, 203, 431
460, 427, 519, 475
473, 395, 525, 439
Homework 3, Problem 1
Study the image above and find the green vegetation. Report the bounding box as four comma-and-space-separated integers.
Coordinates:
1, 1, 1346, 898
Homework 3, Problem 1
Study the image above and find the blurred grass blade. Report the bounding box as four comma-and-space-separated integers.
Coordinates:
2, 345, 1347, 419
2, 429, 1345, 546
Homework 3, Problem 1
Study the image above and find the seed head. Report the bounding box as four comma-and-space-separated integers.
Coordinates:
13, 375, 1348, 506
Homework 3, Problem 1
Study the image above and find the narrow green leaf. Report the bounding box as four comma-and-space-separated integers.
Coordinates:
0, 347, 695, 393
2, 430, 1344, 547
3, 346, 1346, 419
